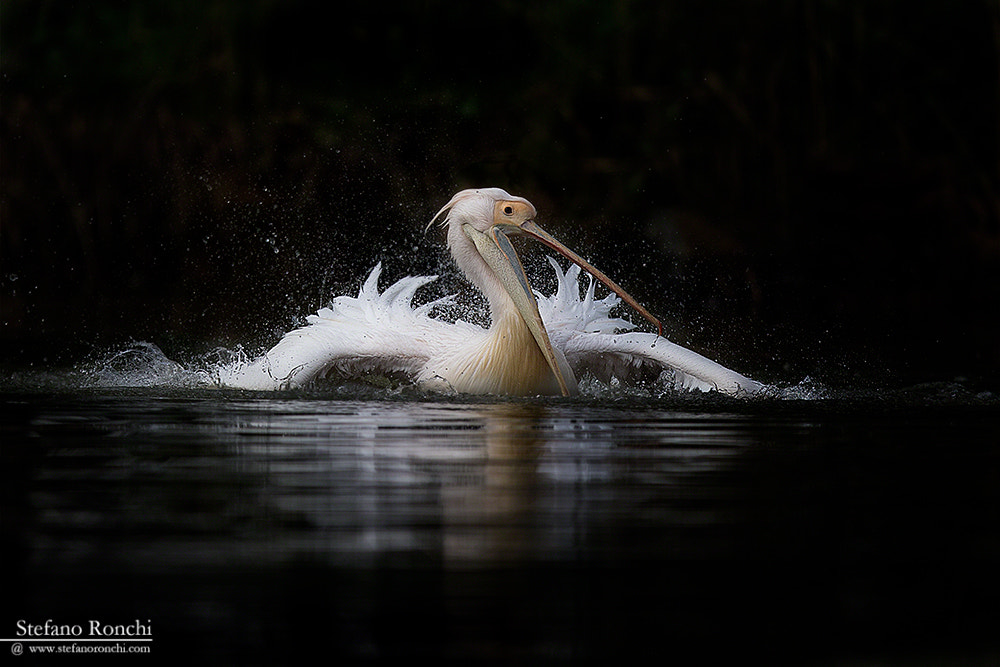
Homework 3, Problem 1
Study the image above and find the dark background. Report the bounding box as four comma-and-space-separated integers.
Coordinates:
3, 1, 999, 389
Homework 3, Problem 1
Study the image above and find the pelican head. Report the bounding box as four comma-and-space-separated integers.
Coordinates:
429, 188, 661, 396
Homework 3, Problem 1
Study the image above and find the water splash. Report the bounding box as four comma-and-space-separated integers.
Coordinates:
4, 342, 214, 391
4, 340, 996, 411
774, 375, 830, 400
80, 342, 212, 388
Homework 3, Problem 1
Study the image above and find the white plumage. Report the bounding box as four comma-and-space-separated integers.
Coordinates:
220, 188, 764, 397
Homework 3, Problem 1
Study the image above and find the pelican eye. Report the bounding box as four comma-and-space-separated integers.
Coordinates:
503, 205, 514, 216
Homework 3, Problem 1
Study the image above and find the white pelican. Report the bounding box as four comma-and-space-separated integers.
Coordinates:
221, 188, 764, 397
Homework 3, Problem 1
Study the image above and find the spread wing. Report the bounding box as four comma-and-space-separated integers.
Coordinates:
219, 259, 764, 397
562, 332, 765, 396
217, 264, 466, 390
537, 259, 765, 397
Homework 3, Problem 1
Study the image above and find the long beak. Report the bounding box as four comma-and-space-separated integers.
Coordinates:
500, 220, 663, 337
463, 224, 578, 396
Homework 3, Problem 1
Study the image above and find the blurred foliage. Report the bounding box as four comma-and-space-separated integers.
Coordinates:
2, 0, 999, 385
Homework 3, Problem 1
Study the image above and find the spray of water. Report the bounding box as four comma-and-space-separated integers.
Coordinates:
5, 339, 995, 407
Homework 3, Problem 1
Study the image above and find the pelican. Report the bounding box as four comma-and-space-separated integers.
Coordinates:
220, 188, 764, 397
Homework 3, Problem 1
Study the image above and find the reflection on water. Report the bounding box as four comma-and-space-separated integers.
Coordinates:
2, 388, 999, 664
15, 398, 759, 570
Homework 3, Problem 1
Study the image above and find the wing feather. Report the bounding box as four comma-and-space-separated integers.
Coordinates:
218, 264, 462, 389
537, 258, 764, 397
563, 332, 764, 396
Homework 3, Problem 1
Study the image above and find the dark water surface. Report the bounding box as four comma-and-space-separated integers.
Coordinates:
2, 384, 999, 664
